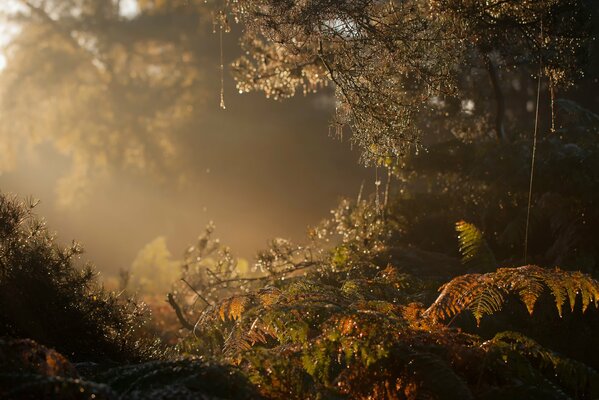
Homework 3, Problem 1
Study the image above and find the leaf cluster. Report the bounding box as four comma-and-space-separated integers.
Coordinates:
227, 0, 593, 162
174, 198, 599, 399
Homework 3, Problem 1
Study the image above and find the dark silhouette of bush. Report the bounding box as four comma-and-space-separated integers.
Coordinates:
0, 193, 158, 362
0, 337, 263, 400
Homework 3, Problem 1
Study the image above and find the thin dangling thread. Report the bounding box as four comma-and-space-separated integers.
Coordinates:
550, 81, 556, 133
219, 24, 226, 110
524, 21, 543, 264
374, 166, 381, 211
357, 181, 365, 203
383, 167, 391, 210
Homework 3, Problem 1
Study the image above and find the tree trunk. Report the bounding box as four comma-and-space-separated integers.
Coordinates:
485, 55, 509, 143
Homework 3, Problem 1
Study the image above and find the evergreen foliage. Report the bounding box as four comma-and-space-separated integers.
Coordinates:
0, 193, 158, 362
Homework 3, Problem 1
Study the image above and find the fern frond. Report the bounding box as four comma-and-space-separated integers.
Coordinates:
245, 318, 273, 345
455, 221, 497, 272
488, 331, 599, 398
229, 295, 249, 321
425, 273, 506, 326
577, 271, 599, 312
424, 274, 485, 322
219, 295, 250, 321
257, 286, 282, 307
425, 265, 599, 324
469, 282, 505, 325
542, 270, 568, 317
497, 266, 544, 315
223, 325, 253, 356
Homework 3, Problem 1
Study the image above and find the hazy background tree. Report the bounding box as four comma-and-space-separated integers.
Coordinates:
0, 0, 371, 276
0, 0, 208, 205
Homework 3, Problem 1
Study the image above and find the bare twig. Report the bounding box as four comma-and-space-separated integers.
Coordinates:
181, 278, 211, 306
166, 293, 194, 331
206, 260, 319, 288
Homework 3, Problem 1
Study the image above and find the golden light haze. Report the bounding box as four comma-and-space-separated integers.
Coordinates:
0, 1, 372, 281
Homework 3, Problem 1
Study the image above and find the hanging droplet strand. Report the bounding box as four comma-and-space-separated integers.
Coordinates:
219, 24, 226, 110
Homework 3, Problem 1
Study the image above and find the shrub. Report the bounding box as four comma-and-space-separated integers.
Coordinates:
0, 193, 159, 362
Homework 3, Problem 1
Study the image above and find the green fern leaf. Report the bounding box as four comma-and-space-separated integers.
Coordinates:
469, 282, 505, 326
455, 221, 497, 272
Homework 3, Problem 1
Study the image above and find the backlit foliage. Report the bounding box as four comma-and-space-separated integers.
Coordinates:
170, 196, 599, 399
456, 221, 497, 273
426, 265, 599, 325
0, 192, 159, 362
440, 222, 599, 324
0, 0, 210, 205
129, 236, 180, 295
0, 0, 593, 203
1, 1, 598, 399
227, 0, 591, 163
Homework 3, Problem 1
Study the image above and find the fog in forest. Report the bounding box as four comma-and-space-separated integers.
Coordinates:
3, 2, 599, 399
0, 2, 372, 278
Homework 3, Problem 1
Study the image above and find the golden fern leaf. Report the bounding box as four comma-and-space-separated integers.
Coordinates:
455, 221, 497, 272
219, 295, 250, 321
223, 325, 252, 356
218, 302, 228, 322
257, 286, 282, 307
541, 269, 568, 317
497, 266, 544, 315
425, 265, 599, 325
425, 274, 488, 322
245, 317, 273, 345
562, 270, 580, 313
338, 316, 356, 336
228, 295, 249, 321
577, 272, 599, 312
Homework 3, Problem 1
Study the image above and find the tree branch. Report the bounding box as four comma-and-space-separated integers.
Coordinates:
181, 278, 211, 306
166, 293, 194, 331
21, 0, 112, 81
